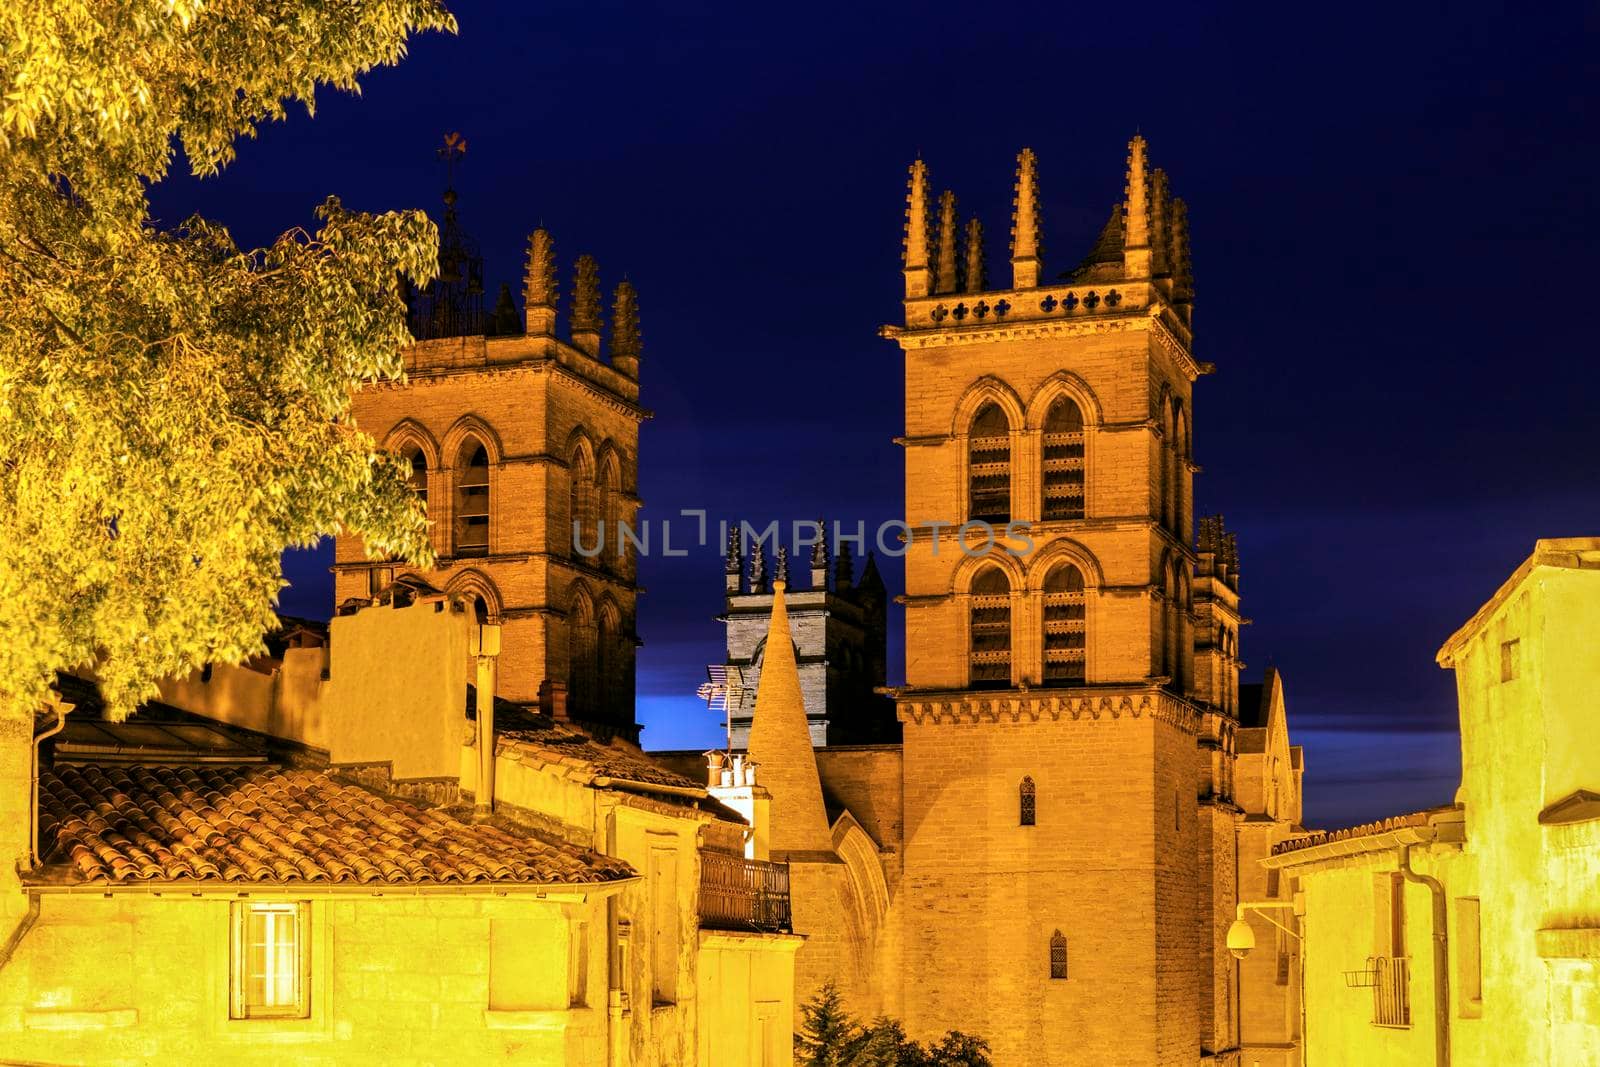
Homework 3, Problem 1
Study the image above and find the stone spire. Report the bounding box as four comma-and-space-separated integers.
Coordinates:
1197, 514, 1224, 556
748, 540, 768, 594
611, 279, 641, 380
773, 544, 790, 587
903, 159, 932, 298
1010, 147, 1042, 289
523, 228, 557, 336
570, 254, 601, 357
963, 217, 986, 293
835, 538, 854, 592
724, 525, 743, 594
1221, 531, 1240, 577
1171, 198, 1194, 306
1150, 168, 1171, 277
935, 190, 961, 295
1122, 134, 1152, 279
744, 579, 833, 854
809, 519, 829, 591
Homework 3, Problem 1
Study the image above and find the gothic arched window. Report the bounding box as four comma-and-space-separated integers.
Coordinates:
968, 565, 1012, 688
404, 447, 428, 510
454, 440, 490, 557
569, 446, 598, 558
568, 594, 598, 719
1042, 563, 1087, 686
598, 452, 622, 572
1050, 931, 1068, 980
1020, 776, 1036, 826
968, 403, 1012, 523
1042, 397, 1086, 521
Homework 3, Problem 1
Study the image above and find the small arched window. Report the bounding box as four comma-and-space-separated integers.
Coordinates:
455, 441, 490, 557
1042, 397, 1086, 521
968, 566, 1012, 688
405, 448, 428, 509
968, 403, 1012, 523
1173, 405, 1189, 539
1050, 931, 1068, 980
1043, 563, 1087, 686
1019, 776, 1036, 826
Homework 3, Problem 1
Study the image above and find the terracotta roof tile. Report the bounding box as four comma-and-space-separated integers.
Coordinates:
33, 764, 633, 887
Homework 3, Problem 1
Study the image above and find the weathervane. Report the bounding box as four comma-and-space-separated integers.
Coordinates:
437, 131, 468, 189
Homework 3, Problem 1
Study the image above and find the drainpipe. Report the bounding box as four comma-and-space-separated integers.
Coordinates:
1398, 844, 1450, 1067
0, 892, 41, 973
30, 704, 69, 867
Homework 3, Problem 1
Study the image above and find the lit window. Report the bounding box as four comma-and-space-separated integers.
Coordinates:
968, 566, 1012, 688
1041, 397, 1086, 521
1049, 931, 1068, 980
231, 902, 308, 1019
1019, 776, 1036, 826
1042, 563, 1087, 686
968, 403, 1012, 523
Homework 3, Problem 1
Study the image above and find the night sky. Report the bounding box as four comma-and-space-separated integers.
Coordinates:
148, 1, 1600, 830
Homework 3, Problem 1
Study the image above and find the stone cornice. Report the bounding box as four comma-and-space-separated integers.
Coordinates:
894, 687, 1200, 735
381, 354, 651, 423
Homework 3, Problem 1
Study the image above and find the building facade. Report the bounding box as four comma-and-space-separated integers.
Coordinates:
1268, 537, 1600, 1066
334, 216, 644, 733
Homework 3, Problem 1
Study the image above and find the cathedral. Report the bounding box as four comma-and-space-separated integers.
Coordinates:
662, 135, 1307, 1065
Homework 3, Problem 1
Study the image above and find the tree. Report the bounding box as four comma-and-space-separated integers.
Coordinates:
0, 0, 455, 720
798, 984, 992, 1067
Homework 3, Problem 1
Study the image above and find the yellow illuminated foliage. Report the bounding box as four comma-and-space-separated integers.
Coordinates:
0, 0, 455, 721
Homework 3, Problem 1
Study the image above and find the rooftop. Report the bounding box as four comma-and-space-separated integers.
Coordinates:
1272, 805, 1461, 857
32, 762, 633, 888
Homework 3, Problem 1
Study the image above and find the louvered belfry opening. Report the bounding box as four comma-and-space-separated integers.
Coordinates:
1043, 563, 1087, 685
968, 403, 1011, 523
1042, 397, 1086, 520
968, 565, 1012, 688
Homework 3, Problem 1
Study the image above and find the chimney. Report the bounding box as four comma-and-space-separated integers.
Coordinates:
705, 752, 772, 861
540, 678, 570, 721
470, 622, 501, 815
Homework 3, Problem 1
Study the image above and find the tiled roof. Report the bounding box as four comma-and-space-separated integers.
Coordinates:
499, 719, 704, 790
1272, 806, 1456, 856
33, 764, 634, 887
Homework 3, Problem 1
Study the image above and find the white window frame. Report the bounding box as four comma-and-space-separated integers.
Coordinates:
230, 901, 311, 1020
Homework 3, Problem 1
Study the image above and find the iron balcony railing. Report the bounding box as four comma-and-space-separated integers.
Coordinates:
698, 851, 792, 934
1372, 955, 1412, 1027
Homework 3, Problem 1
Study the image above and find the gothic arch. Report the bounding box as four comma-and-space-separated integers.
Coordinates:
950, 376, 1026, 438
952, 547, 1028, 595
564, 426, 597, 469
1024, 371, 1103, 430
440, 413, 504, 466
445, 568, 503, 622
382, 418, 440, 470
1022, 538, 1104, 592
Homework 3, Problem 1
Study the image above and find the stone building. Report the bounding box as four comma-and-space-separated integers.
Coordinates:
0, 588, 801, 1066
662, 136, 1307, 1066
1267, 537, 1600, 1066
334, 198, 644, 733
717, 531, 894, 748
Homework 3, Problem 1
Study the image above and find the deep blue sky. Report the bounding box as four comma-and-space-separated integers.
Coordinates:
149, 1, 1599, 829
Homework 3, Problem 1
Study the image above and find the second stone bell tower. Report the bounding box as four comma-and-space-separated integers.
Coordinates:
882, 136, 1239, 1064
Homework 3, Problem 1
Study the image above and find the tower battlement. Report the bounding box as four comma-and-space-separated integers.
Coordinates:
895, 137, 1196, 359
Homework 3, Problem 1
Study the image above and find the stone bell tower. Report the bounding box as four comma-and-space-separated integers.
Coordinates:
333, 189, 646, 737
883, 137, 1237, 1064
